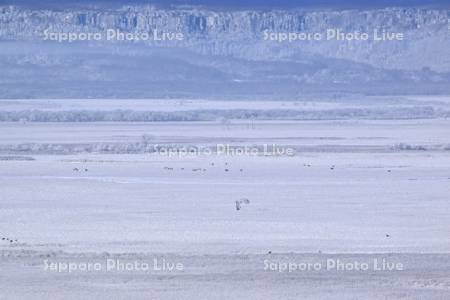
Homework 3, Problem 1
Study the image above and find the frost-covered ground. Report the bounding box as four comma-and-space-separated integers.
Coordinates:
0, 99, 449, 299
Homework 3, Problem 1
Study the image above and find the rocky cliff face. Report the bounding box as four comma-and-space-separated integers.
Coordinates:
0, 5, 449, 98
1, 6, 449, 71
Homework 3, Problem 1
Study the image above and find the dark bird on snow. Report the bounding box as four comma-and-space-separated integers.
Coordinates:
235, 198, 251, 211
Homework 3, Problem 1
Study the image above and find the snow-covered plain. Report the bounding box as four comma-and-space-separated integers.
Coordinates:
0, 98, 449, 299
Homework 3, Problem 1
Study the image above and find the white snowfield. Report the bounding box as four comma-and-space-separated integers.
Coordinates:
0, 98, 449, 299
